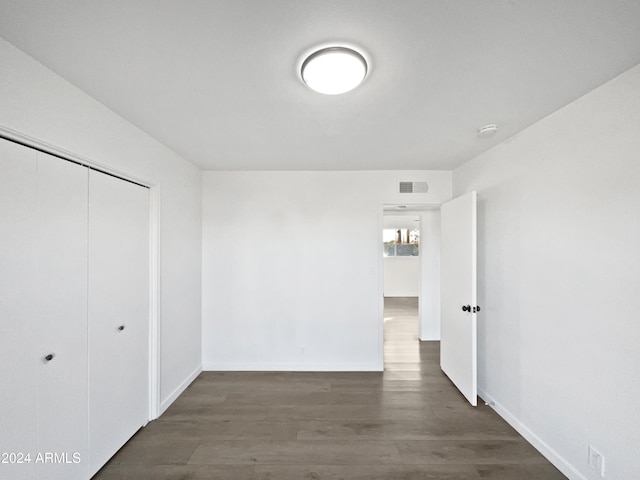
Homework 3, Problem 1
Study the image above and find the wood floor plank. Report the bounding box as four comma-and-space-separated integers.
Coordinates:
107, 437, 200, 466
396, 439, 549, 465
93, 465, 255, 480
187, 440, 403, 465
252, 464, 483, 480
475, 463, 568, 479
158, 402, 270, 423
132, 419, 299, 442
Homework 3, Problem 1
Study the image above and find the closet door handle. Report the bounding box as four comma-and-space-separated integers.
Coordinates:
44, 353, 55, 362
462, 305, 471, 312
118, 325, 125, 331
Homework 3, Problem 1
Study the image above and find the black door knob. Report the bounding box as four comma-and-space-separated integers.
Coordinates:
118, 325, 125, 331
462, 305, 471, 312
44, 353, 55, 362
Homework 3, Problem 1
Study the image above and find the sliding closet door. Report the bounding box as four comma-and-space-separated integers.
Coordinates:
88, 170, 149, 476
0, 140, 39, 480
36, 152, 88, 480
0, 141, 88, 480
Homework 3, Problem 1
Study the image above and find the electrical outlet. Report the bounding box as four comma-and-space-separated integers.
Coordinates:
588, 445, 605, 477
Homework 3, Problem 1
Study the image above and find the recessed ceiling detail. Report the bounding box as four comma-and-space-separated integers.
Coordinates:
301, 46, 368, 95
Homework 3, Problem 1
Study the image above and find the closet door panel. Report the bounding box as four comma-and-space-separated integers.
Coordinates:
88, 170, 149, 475
0, 140, 38, 480
35, 153, 88, 480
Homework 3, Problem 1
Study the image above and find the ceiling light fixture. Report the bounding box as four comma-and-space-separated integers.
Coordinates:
301, 46, 368, 95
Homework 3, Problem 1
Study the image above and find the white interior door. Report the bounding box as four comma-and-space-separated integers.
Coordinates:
440, 191, 477, 406
36, 152, 89, 480
88, 170, 149, 476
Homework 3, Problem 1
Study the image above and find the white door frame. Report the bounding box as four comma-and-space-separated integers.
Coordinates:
147, 185, 161, 420
0, 126, 161, 421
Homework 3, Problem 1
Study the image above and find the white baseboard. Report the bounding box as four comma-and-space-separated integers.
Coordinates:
202, 362, 383, 372
159, 364, 203, 416
478, 388, 587, 480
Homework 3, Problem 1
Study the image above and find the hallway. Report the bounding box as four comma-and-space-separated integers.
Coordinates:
93, 298, 566, 479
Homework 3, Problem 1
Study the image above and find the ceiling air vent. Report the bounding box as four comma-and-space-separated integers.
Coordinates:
399, 181, 428, 194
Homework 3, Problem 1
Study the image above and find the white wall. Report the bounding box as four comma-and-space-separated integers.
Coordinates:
202, 170, 451, 371
454, 64, 640, 479
419, 209, 441, 341
0, 37, 203, 414
383, 257, 420, 297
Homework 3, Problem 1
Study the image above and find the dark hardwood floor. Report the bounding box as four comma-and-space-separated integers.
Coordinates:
93, 297, 566, 479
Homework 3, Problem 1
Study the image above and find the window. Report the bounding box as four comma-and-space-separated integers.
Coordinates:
383, 228, 419, 257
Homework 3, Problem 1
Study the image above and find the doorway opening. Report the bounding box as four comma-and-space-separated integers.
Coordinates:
381, 204, 441, 369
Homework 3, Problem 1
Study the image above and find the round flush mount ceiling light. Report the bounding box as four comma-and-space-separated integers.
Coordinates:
301, 46, 368, 95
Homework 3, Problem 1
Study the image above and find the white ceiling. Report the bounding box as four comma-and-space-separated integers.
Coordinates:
1, 1, 640, 171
